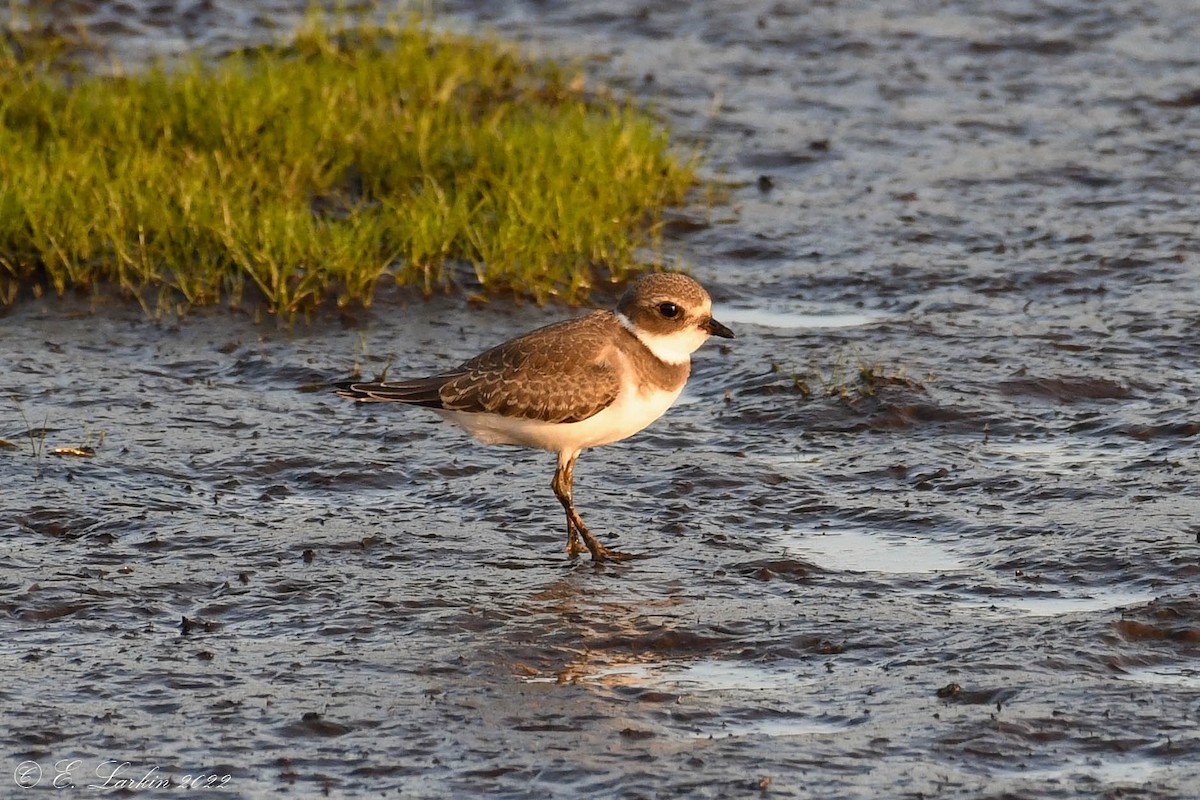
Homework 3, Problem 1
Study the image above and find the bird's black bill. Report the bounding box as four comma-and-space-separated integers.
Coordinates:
704, 317, 736, 339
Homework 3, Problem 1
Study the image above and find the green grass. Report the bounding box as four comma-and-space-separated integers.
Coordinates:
778, 353, 924, 405
0, 10, 698, 314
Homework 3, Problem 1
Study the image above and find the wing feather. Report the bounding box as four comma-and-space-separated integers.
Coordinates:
334, 377, 446, 407
439, 312, 620, 423
334, 311, 622, 423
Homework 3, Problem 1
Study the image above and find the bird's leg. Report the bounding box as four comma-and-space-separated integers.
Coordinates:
552, 452, 588, 556
551, 452, 635, 562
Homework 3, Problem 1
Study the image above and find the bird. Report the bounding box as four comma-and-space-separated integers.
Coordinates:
335, 272, 734, 562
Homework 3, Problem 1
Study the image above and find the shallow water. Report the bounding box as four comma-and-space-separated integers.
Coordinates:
3, 0, 1200, 798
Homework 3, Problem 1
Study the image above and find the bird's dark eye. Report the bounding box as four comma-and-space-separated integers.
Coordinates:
658, 302, 680, 319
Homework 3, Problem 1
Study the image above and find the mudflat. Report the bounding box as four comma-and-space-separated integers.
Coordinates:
3, 1, 1198, 797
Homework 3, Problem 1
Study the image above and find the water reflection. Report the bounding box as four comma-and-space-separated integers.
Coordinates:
779, 527, 967, 574
719, 307, 888, 330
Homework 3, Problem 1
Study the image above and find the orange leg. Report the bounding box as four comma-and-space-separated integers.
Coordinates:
550, 452, 635, 562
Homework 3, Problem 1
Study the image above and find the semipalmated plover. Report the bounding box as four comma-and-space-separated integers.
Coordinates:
336, 273, 734, 562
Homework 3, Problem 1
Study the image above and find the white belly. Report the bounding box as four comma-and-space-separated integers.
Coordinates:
437, 383, 684, 455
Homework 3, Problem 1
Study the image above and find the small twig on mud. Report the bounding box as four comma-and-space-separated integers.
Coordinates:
51, 423, 105, 458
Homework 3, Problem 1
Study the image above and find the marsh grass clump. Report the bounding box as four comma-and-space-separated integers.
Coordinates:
782, 353, 924, 407
0, 10, 698, 314
826, 361, 924, 406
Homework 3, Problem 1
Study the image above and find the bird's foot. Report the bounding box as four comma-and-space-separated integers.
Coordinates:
590, 544, 641, 562
572, 519, 642, 563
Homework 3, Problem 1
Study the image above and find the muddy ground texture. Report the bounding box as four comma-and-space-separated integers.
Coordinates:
3, 0, 1199, 798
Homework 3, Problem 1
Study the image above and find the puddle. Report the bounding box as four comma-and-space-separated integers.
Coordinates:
718, 307, 887, 330
1119, 665, 1200, 690
522, 659, 816, 694
693, 717, 844, 739
781, 528, 967, 574
1008, 754, 1177, 786
977, 439, 1138, 478
583, 661, 841, 739
592, 660, 815, 693
968, 589, 1154, 617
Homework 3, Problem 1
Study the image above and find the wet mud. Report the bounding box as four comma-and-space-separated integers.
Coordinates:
3, 1, 1199, 798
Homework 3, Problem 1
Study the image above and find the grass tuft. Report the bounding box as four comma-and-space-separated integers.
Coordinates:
0, 8, 698, 315
783, 353, 925, 407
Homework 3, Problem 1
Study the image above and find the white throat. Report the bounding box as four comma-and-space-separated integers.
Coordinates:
617, 312, 707, 366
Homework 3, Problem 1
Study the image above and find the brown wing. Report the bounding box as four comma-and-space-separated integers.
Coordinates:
337, 311, 622, 424
437, 311, 621, 423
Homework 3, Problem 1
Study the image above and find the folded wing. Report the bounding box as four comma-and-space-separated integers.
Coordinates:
336, 312, 622, 424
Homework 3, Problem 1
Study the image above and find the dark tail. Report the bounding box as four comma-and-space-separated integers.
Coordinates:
333, 378, 446, 408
